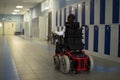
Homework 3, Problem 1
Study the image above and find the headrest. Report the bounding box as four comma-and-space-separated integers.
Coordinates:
65, 22, 79, 29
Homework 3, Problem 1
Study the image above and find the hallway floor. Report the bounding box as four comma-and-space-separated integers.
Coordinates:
1, 36, 120, 80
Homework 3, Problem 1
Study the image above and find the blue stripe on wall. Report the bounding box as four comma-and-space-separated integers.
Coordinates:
100, 0, 105, 24
82, 2, 85, 25
90, 0, 94, 24
93, 25, 98, 52
85, 26, 89, 50
60, 9, 62, 26
118, 25, 120, 57
56, 11, 58, 26
112, 0, 119, 23
104, 25, 111, 55
69, 6, 72, 14
75, 5, 78, 22
64, 8, 66, 25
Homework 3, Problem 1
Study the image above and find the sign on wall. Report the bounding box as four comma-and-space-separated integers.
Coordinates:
41, 0, 52, 11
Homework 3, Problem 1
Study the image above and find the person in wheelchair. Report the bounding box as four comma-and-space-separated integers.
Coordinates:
55, 14, 84, 52
54, 14, 94, 73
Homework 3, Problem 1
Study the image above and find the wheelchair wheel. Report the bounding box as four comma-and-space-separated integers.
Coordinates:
60, 55, 70, 73
86, 55, 94, 71
54, 55, 61, 70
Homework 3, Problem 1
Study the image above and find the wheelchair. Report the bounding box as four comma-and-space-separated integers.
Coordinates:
53, 14, 94, 73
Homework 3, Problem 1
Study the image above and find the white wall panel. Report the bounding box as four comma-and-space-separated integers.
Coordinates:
57, 10, 60, 27
105, 0, 112, 24
98, 25, 105, 55
78, 3, 82, 26
66, 7, 69, 22
110, 24, 119, 57
62, 8, 64, 26
88, 26, 94, 51
85, 0, 90, 25
94, 0, 100, 25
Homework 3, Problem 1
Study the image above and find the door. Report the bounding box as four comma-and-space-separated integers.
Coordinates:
4, 22, 16, 35
24, 22, 29, 37
48, 12, 52, 42
39, 16, 46, 40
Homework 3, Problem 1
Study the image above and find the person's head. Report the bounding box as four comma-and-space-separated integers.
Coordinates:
67, 14, 75, 22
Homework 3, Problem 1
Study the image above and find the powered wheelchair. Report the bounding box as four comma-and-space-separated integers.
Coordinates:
53, 15, 94, 74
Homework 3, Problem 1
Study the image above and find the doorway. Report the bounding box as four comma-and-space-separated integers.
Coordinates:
4, 22, 16, 36
48, 12, 52, 42
4, 22, 16, 35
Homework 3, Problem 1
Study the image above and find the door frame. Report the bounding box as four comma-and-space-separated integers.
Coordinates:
48, 12, 52, 42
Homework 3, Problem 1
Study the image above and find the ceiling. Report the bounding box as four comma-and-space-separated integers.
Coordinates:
0, 0, 45, 15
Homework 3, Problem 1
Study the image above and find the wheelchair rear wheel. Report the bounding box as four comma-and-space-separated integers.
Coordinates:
86, 55, 94, 71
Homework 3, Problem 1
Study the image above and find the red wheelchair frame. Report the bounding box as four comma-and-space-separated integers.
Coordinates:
54, 49, 93, 73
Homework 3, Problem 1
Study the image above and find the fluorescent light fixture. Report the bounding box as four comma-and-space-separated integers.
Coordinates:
12, 12, 17, 14
44, 7, 49, 10
78, 4, 81, 7
16, 6, 23, 8
14, 10, 20, 12
72, 8, 74, 10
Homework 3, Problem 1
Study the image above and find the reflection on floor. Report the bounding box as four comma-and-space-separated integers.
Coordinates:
1, 36, 120, 80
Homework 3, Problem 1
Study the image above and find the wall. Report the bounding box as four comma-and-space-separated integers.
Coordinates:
0, 14, 23, 32
23, 22, 29, 37
24, 0, 83, 31
24, 11, 30, 22
55, 0, 120, 62
23, 0, 120, 62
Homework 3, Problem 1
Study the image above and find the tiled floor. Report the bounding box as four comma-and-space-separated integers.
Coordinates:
1, 36, 120, 80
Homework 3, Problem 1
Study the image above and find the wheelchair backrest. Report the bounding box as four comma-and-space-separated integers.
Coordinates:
65, 22, 84, 50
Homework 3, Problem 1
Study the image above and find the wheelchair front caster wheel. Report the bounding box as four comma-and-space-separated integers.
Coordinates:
54, 55, 61, 70
60, 55, 70, 73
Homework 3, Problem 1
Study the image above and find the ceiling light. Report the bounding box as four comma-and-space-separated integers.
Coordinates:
14, 10, 20, 12
12, 12, 17, 14
78, 4, 81, 7
72, 8, 74, 10
44, 7, 49, 10
16, 6, 23, 8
